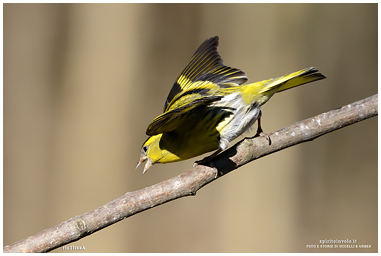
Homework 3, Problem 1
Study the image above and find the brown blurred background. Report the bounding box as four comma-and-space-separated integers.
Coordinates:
4, 3, 377, 253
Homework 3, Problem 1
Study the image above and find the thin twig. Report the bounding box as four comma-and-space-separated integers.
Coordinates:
4, 94, 377, 253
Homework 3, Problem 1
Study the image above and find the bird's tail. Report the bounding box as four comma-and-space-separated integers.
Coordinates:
259, 67, 326, 95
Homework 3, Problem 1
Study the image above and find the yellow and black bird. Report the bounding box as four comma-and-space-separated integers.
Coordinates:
137, 36, 325, 174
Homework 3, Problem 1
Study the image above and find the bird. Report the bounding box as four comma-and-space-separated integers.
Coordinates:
136, 36, 325, 174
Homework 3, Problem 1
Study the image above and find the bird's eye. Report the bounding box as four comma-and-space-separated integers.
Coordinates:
143, 146, 148, 152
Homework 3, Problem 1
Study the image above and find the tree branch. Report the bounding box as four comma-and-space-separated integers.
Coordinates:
4, 94, 377, 253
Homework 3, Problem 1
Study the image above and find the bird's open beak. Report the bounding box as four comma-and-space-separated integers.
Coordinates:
136, 156, 153, 174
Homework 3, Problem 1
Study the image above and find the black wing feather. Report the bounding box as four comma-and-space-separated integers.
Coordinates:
164, 36, 247, 111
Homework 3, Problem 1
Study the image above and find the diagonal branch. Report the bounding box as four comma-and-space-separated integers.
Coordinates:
4, 94, 378, 253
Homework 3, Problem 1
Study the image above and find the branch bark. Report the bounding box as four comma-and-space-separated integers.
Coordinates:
4, 94, 378, 253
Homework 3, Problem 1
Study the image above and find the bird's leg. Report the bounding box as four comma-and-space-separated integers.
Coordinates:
193, 149, 221, 178
255, 111, 271, 145
193, 149, 221, 167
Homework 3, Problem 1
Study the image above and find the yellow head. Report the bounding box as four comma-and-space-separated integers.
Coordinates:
136, 134, 181, 174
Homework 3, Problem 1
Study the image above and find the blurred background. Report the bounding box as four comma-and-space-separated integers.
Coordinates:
4, 3, 377, 253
